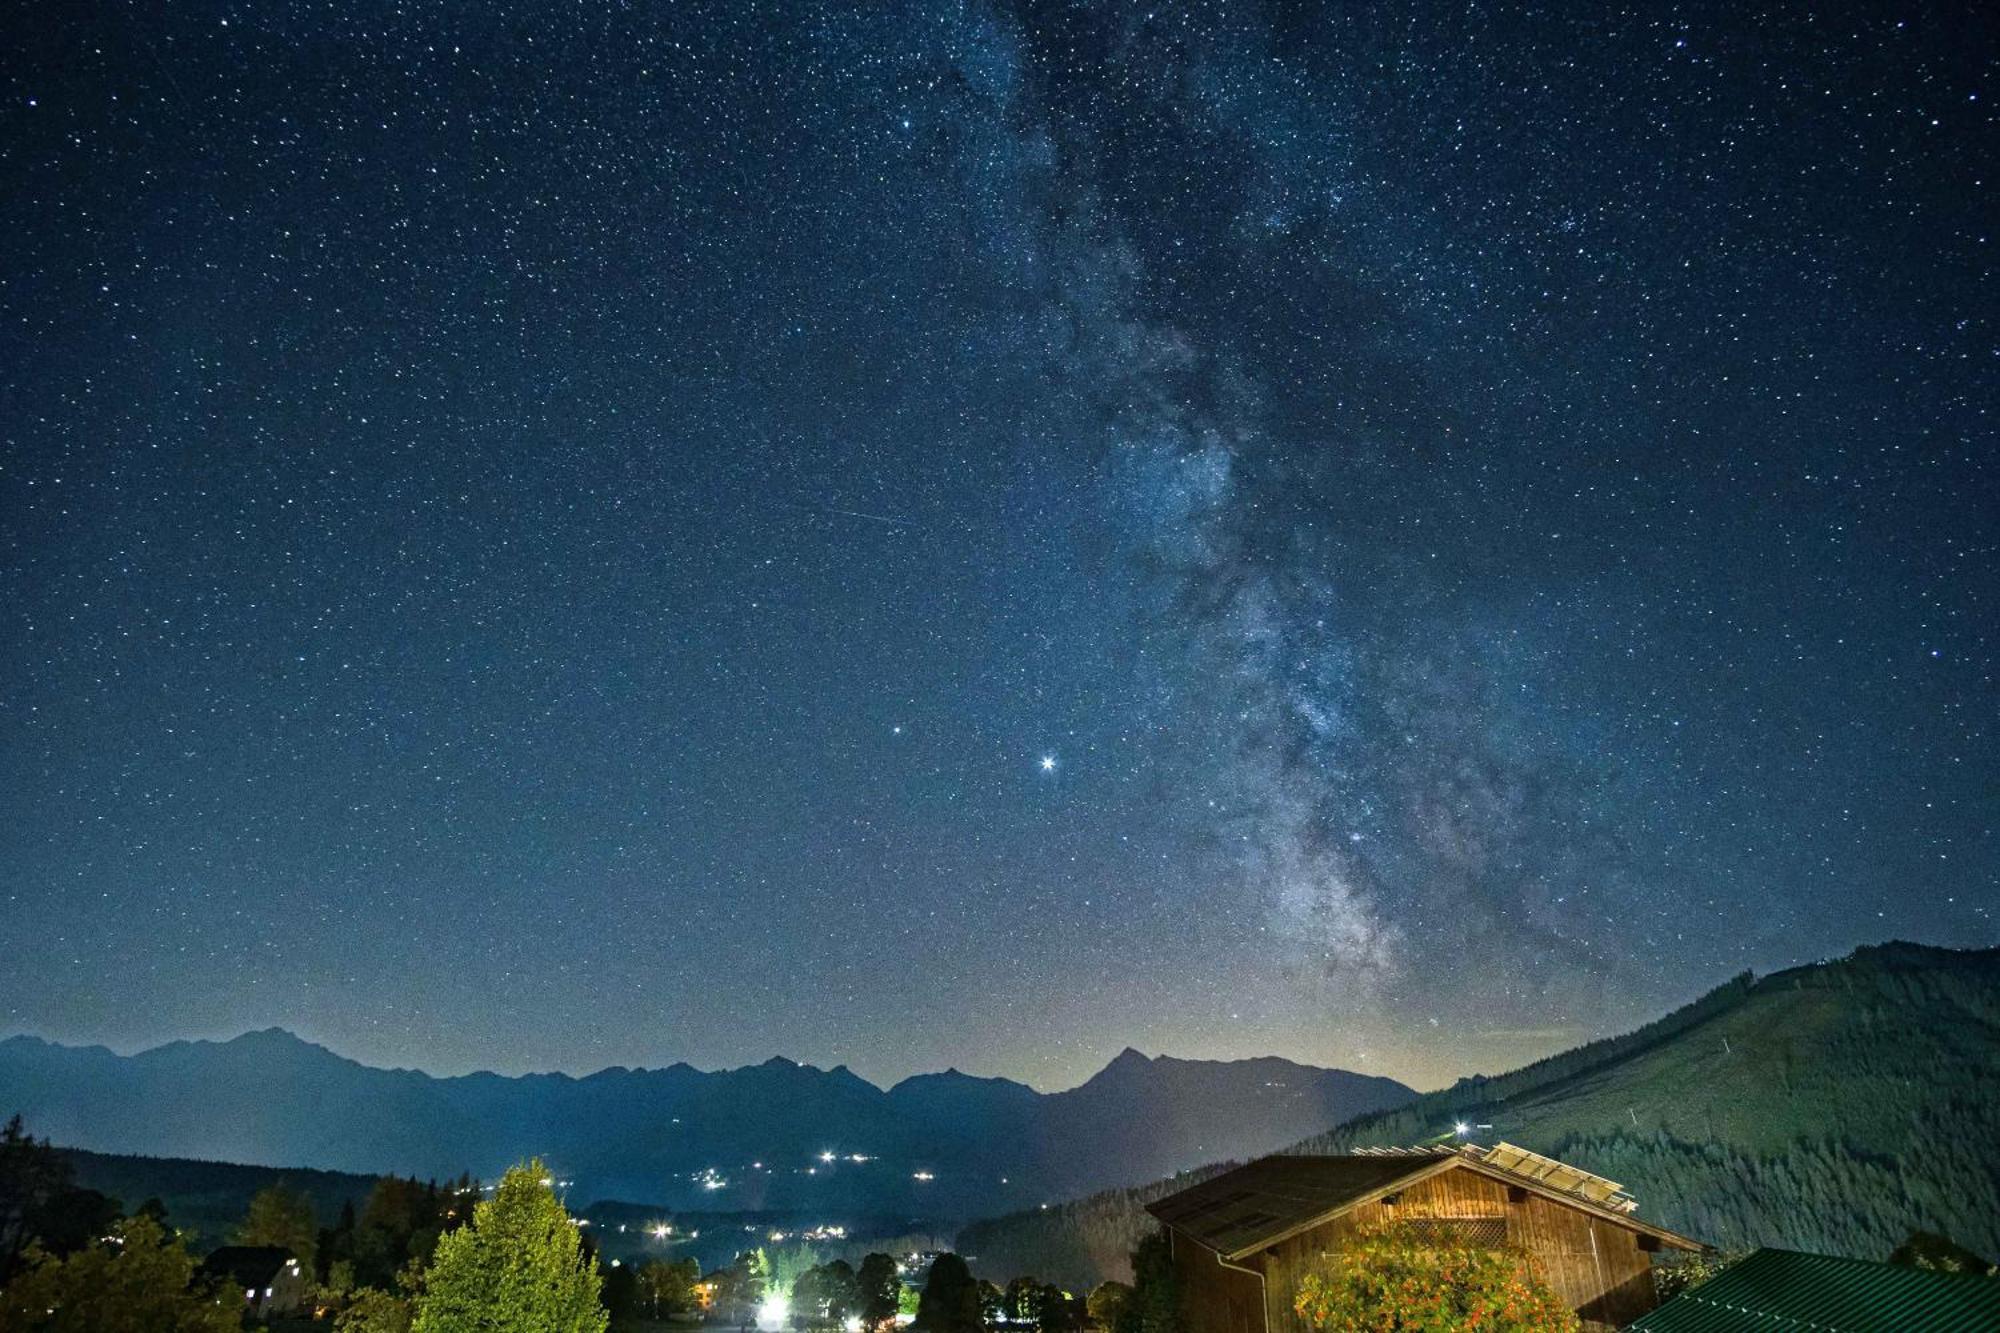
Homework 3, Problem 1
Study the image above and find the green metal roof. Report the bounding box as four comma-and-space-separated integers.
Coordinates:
1629, 1247, 2000, 1332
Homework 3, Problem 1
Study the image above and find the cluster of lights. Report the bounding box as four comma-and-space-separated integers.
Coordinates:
761, 1223, 851, 1244
911, 1170, 935, 1182
692, 1167, 728, 1192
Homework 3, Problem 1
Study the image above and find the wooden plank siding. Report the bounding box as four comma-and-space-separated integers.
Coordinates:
1183, 1164, 1662, 1333
1169, 1227, 1268, 1333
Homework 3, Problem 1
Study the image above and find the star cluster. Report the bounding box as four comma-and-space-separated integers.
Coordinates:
0, 0, 1991, 1090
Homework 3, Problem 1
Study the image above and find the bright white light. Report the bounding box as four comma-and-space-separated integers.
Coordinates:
758, 1293, 791, 1330
844, 1318, 864, 1333
1454, 1122, 1470, 1137
819, 1150, 837, 1163
1039, 755, 1056, 772
912, 1170, 934, 1182
650, 1223, 671, 1240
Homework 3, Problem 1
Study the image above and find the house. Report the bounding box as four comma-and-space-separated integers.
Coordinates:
1144, 1143, 1704, 1332
1628, 1246, 2000, 1331
199, 1245, 312, 1318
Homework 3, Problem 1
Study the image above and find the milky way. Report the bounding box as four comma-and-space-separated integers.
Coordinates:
1, 1, 1992, 1090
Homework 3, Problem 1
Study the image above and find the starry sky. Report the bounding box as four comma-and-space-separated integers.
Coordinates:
1, 1, 1993, 1093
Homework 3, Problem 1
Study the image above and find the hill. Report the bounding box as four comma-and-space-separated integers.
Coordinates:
0, 1034, 1411, 1221
956, 943, 2000, 1288
56, 1148, 384, 1250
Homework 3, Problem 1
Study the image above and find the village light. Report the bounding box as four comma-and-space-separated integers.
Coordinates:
758, 1293, 790, 1330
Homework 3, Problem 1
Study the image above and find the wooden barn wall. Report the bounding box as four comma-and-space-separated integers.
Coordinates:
1231, 1167, 1660, 1333
1504, 1192, 1658, 1328
1169, 1227, 1266, 1333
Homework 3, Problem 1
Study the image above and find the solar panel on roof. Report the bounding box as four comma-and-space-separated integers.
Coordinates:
1482, 1142, 1636, 1211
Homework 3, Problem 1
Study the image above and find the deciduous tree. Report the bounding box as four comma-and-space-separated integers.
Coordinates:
1087, 1281, 1133, 1329
1291, 1228, 1578, 1333
0, 1214, 241, 1333
1113, 1234, 1179, 1333
856, 1252, 901, 1328
912, 1252, 982, 1333
411, 1160, 605, 1333
238, 1181, 318, 1268
337, 1288, 415, 1333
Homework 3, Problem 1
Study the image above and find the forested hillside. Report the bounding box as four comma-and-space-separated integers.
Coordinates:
58, 1148, 384, 1248
958, 943, 2000, 1288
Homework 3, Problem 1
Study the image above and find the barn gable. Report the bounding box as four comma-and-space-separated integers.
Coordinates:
1147, 1145, 1704, 1332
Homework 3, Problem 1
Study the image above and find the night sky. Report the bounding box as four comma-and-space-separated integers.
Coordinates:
2, 2, 1993, 1093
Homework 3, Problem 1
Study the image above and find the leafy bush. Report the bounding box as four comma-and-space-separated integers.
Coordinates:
1292, 1229, 1578, 1333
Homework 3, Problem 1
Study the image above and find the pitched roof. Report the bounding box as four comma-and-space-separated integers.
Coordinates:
1145, 1146, 1703, 1260
200, 1246, 298, 1287
1628, 1248, 2000, 1332
1147, 1155, 1431, 1257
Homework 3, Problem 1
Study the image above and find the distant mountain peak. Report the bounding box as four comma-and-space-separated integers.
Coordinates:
0, 1030, 1416, 1221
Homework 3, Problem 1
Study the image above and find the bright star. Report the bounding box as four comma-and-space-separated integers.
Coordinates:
1039, 755, 1057, 772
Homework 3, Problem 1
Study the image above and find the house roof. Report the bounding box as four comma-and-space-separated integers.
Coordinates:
200, 1246, 299, 1288
1144, 1146, 1704, 1261
1627, 1248, 2000, 1332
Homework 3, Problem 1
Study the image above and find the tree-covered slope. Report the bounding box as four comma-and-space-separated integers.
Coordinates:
957, 943, 2000, 1288
57, 1148, 384, 1249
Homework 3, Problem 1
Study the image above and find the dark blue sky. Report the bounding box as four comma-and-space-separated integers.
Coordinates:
1, 1, 1992, 1090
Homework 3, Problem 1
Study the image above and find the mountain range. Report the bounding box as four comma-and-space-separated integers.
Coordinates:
0, 1033, 1412, 1219
957, 942, 2000, 1287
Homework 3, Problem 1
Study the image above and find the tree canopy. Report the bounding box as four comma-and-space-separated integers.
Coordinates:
238, 1181, 318, 1268
855, 1251, 901, 1327
410, 1160, 605, 1333
0, 1214, 241, 1333
911, 1252, 982, 1333
1111, 1233, 1180, 1333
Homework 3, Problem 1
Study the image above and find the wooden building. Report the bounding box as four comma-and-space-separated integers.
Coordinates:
1145, 1144, 1704, 1332
199, 1245, 311, 1318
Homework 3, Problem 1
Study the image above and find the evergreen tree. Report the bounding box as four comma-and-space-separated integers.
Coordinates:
411, 1160, 605, 1333
0, 1118, 73, 1282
